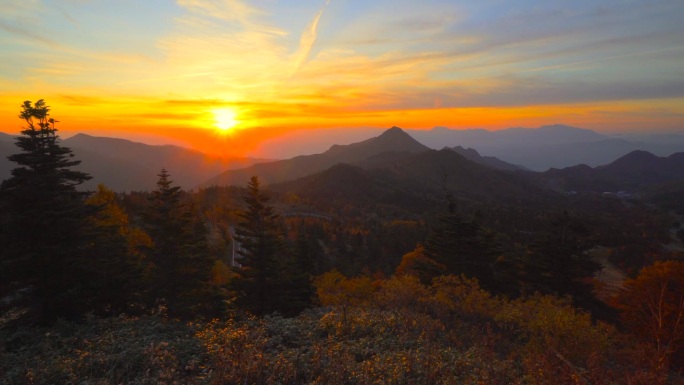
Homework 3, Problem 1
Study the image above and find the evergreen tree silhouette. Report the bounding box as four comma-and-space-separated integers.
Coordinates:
144, 169, 217, 316
0, 100, 92, 323
232, 176, 283, 315
423, 214, 501, 291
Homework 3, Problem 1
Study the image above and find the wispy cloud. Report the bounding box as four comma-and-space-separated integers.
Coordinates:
0, 20, 54, 44
290, 0, 331, 76
176, 0, 262, 24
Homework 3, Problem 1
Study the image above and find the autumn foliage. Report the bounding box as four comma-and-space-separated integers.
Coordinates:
613, 260, 684, 375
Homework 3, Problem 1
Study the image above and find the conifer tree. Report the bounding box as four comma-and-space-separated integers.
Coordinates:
232, 176, 284, 315
422, 214, 501, 291
232, 176, 312, 315
520, 212, 600, 303
0, 100, 92, 323
144, 169, 216, 316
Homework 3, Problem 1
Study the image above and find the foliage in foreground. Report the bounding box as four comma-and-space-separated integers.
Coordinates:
2, 275, 679, 385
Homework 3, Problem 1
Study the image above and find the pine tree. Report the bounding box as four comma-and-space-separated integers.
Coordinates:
422, 214, 501, 291
0, 100, 92, 323
520, 212, 600, 303
232, 176, 284, 315
144, 169, 217, 316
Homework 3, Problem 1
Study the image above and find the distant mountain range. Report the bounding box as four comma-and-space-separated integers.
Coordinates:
3, 125, 683, 195
407, 125, 684, 171
249, 124, 684, 171
0, 133, 264, 191
543, 150, 684, 192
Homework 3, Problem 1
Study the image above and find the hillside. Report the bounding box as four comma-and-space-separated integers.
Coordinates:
201, 126, 430, 188
543, 150, 684, 192
274, 148, 556, 215
450, 146, 523, 171
387, 149, 552, 205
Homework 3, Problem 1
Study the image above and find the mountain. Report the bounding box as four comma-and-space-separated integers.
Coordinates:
408, 125, 605, 150
384, 149, 551, 205
324, 126, 428, 161
543, 150, 684, 192
450, 146, 523, 171
597, 151, 684, 186
407, 125, 684, 170
496, 124, 606, 145
272, 163, 413, 207
201, 126, 430, 188
1, 133, 264, 191
273, 148, 556, 213
490, 138, 684, 171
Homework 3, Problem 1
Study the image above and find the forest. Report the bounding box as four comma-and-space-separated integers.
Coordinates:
1, 101, 683, 384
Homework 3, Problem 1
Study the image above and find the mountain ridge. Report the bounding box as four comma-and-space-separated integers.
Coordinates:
407, 125, 683, 170
543, 150, 684, 192
450, 146, 523, 171
200, 126, 430, 188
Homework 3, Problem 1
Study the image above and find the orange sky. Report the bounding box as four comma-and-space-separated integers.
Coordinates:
1, 1, 683, 158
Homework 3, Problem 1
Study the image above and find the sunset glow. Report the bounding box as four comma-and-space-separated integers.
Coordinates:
0, 1, 682, 157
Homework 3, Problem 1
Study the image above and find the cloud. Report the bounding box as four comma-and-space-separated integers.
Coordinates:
0, 19, 54, 45
290, 0, 331, 76
0, 0, 43, 19
176, 0, 262, 24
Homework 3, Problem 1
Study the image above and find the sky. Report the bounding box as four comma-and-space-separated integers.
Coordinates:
1, 0, 683, 157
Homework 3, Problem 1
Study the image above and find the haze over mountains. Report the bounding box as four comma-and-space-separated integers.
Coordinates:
0, 133, 265, 191
407, 125, 684, 171
2, 125, 683, 193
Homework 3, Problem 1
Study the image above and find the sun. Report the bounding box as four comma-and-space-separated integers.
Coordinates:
212, 108, 239, 132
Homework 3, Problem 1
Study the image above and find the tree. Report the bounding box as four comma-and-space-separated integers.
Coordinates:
519, 212, 600, 305
144, 169, 217, 316
613, 260, 684, 373
0, 100, 92, 323
231, 176, 310, 315
231, 176, 282, 315
81, 184, 149, 314
421, 214, 501, 292
395, 244, 444, 284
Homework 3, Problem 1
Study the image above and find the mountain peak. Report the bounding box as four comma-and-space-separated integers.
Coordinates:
381, 126, 408, 136
371, 126, 429, 151
602, 150, 660, 170
325, 126, 428, 159
68, 133, 94, 139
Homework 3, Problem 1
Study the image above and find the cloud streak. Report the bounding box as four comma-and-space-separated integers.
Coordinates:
290, 0, 331, 76
0, 20, 54, 45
